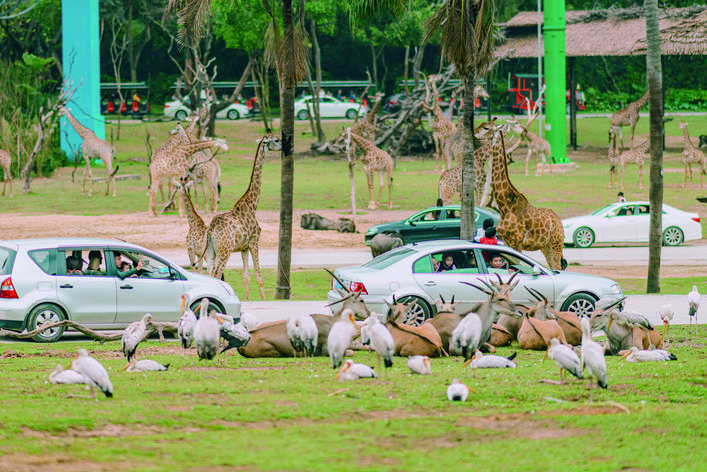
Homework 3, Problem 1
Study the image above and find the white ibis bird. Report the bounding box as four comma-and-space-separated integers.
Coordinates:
70, 349, 114, 399
581, 317, 607, 402
361, 315, 394, 380
121, 313, 152, 364
545, 338, 582, 384
239, 311, 259, 331
688, 285, 700, 333
407, 355, 431, 375
619, 346, 677, 363
327, 310, 358, 369
287, 315, 318, 357
177, 293, 197, 352
49, 364, 85, 385
193, 299, 221, 364
446, 379, 471, 402
464, 350, 517, 377
335, 359, 377, 382
123, 359, 170, 372
450, 312, 482, 360
658, 303, 674, 343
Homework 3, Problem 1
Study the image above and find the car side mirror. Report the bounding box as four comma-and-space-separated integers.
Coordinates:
532, 265, 542, 276
408, 221, 415, 227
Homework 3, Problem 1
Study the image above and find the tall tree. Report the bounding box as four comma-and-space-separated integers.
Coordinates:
425, 0, 495, 239
645, 0, 663, 293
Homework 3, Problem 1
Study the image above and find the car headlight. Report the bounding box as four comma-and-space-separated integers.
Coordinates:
220, 280, 236, 297
366, 227, 378, 236
610, 283, 623, 296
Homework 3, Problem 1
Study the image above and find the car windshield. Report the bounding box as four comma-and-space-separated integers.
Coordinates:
592, 204, 615, 215
363, 247, 415, 269
0, 247, 16, 275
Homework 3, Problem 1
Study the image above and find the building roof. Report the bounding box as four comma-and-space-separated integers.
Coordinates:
496, 7, 707, 58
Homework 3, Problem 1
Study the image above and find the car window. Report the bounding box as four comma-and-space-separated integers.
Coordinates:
363, 247, 415, 269
321, 97, 334, 104
0, 247, 15, 275
418, 251, 477, 273
445, 210, 460, 220
423, 209, 442, 221
614, 205, 635, 217
61, 248, 109, 276
117, 250, 174, 279
481, 249, 538, 275
592, 204, 614, 215
637, 204, 650, 214
29, 249, 57, 276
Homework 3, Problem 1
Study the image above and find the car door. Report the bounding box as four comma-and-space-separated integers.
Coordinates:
632, 204, 651, 242
599, 204, 638, 241
319, 97, 337, 117
55, 247, 117, 325
112, 250, 185, 324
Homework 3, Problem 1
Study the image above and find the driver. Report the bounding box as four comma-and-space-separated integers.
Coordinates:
116, 256, 146, 279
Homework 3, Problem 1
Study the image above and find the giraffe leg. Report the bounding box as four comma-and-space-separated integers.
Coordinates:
241, 251, 251, 301
387, 172, 392, 210
433, 135, 441, 172
689, 163, 694, 185
683, 163, 688, 187
148, 181, 159, 217
376, 170, 385, 209
525, 148, 531, 176
81, 156, 90, 196
638, 163, 644, 190
620, 164, 625, 190
365, 171, 376, 210
249, 245, 266, 300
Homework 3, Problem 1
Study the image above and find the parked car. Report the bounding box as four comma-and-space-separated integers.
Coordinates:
327, 240, 624, 325
164, 98, 251, 121
385, 93, 408, 112
0, 238, 241, 342
562, 201, 702, 248
364, 205, 500, 246
294, 95, 366, 120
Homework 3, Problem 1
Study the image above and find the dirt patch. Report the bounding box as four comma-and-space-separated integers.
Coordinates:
22, 423, 162, 439
0, 453, 130, 472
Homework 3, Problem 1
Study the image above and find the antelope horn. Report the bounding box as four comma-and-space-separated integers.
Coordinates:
495, 272, 503, 285
324, 268, 350, 294
507, 270, 520, 286
451, 294, 455, 304
439, 294, 446, 305
477, 278, 497, 292
460, 281, 492, 296
524, 286, 543, 302
529, 287, 548, 303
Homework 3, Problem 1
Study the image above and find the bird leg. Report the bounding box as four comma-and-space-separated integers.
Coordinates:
588, 378, 594, 403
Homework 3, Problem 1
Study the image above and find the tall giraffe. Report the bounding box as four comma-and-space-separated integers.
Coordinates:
507, 119, 553, 177
619, 139, 650, 191
348, 130, 393, 210
608, 126, 621, 188
479, 121, 565, 271
423, 75, 456, 172
59, 106, 118, 197
0, 149, 12, 198
679, 121, 707, 187
148, 138, 228, 217
202, 134, 282, 299
175, 178, 210, 273
610, 89, 649, 149
351, 91, 384, 141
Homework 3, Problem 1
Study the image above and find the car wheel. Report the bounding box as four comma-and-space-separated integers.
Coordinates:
227, 109, 240, 120
662, 226, 684, 246
573, 227, 595, 248
395, 296, 432, 326
561, 293, 597, 318
297, 110, 309, 120
175, 110, 188, 121
27, 303, 66, 342
346, 109, 357, 120
191, 298, 223, 319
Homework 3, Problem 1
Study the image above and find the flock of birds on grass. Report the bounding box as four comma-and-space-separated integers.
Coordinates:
48, 279, 701, 403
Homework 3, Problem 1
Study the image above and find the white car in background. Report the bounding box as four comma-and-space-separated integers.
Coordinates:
164, 99, 251, 121
294, 95, 366, 120
562, 201, 702, 248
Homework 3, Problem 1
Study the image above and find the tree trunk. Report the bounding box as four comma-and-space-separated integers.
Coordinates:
310, 18, 326, 142
369, 40, 378, 90
412, 43, 425, 90
645, 0, 663, 293
460, 77, 476, 239
403, 45, 410, 97
276, 0, 296, 300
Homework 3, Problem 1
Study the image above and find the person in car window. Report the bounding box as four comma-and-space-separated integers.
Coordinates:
84, 250, 107, 276
116, 256, 145, 279
436, 253, 457, 272
489, 253, 507, 271
66, 256, 83, 275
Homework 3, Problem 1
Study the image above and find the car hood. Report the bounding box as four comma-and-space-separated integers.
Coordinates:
367, 221, 405, 234
562, 215, 599, 227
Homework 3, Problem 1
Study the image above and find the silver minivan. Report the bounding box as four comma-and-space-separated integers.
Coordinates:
0, 238, 241, 342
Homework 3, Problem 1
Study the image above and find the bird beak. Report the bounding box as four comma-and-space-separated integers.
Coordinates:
216, 316, 225, 324
121, 362, 131, 371
607, 314, 614, 332
462, 357, 473, 368
618, 350, 631, 362
543, 348, 549, 361
180, 297, 185, 312
662, 320, 668, 338
424, 358, 430, 369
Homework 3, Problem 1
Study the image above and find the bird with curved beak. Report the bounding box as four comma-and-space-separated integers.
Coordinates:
193, 299, 221, 364
463, 350, 517, 377
581, 317, 607, 402
122, 359, 170, 372
446, 379, 473, 401
618, 346, 677, 362
335, 359, 377, 382
361, 315, 394, 381
327, 310, 359, 369
543, 338, 582, 384
658, 303, 674, 345
407, 355, 431, 375
177, 293, 197, 354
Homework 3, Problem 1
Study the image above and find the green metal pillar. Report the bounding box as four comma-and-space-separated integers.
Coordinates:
543, 0, 568, 163
60, 0, 104, 160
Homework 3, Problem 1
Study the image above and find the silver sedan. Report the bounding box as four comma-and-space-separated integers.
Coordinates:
327, 240, 623, 325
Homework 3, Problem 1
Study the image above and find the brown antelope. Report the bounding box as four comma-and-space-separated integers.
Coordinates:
489, 324, 514, 347
589, 299, 662, 355
517, 313, 567, 351
423, 295, 463, 354
384, 298, 444, 357
525, 287, 582, 346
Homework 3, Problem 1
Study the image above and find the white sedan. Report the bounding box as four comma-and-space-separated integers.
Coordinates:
563, 201, 702, 248
294, 95, 366, 120
164, 100, 251, 121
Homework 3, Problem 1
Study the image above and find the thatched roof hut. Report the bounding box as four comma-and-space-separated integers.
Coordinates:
632, 9, 707, 55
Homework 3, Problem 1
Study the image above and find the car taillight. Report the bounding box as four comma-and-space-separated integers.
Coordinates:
1, 277, 18, 299
692, 217, 701, 223
349, 282, 368, 295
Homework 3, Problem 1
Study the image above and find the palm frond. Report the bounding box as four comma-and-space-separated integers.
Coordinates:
347, 0, 406, 27
163, 0, 213, 47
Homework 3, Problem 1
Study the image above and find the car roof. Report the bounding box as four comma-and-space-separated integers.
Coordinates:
0, 237, 147, 252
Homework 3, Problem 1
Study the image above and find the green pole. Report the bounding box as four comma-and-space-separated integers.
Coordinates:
543, 0, 568, 163
60, 0, 104, 160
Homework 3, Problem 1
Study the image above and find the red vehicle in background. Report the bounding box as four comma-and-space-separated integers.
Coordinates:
507, 74, 585, 114
101, 82, 150, 118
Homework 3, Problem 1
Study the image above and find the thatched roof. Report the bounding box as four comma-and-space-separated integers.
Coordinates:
632, 9, 707, 54
496, 7, 707, 58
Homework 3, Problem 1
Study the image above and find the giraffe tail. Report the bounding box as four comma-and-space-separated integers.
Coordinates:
110, 164, 120, 178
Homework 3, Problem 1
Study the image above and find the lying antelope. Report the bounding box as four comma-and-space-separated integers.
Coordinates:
525, 287, 582, 346
384, 297, 444, 357
589, 298, 663, 355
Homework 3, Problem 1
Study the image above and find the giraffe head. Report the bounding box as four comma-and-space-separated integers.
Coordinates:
212, 137, 229, 152
473, 84, 489, 99
257, 134, 282, 152
679, 121, 688, 130
57, 106, 69, 117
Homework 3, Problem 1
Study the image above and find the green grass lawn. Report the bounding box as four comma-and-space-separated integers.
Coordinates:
0, 325, 704, 471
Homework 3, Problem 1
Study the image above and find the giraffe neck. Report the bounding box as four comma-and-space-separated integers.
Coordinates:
179, 140, 219, 156
62, 108, 93, 139
682, 125, 693, 148
349, 132, 374, 156
364, 95, 383, 124
179, 185, 205, 228
234, 139, 267, 211
490, 131, 527, 213
632, 90, 650, 110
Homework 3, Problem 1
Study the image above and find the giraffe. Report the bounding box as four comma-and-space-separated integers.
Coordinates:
423, 75, 456, 172
351, 91, 384, 141
619, 139, 650, 191
0, 149, 12, 198
508, 119, 553, 177
610, 89, 650, 150
478, 121, 565, 271
608, 126, 621, 188
148, 138, 229, 217
679, 121, 707, 187
59, 106, 118, 197
202, 133, 282, 299
174, 178, 210, 273
348, 130, 393, 210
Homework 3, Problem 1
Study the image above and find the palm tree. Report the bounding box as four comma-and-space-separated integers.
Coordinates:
645, 0, 663, 293
424, 0, 495, 239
